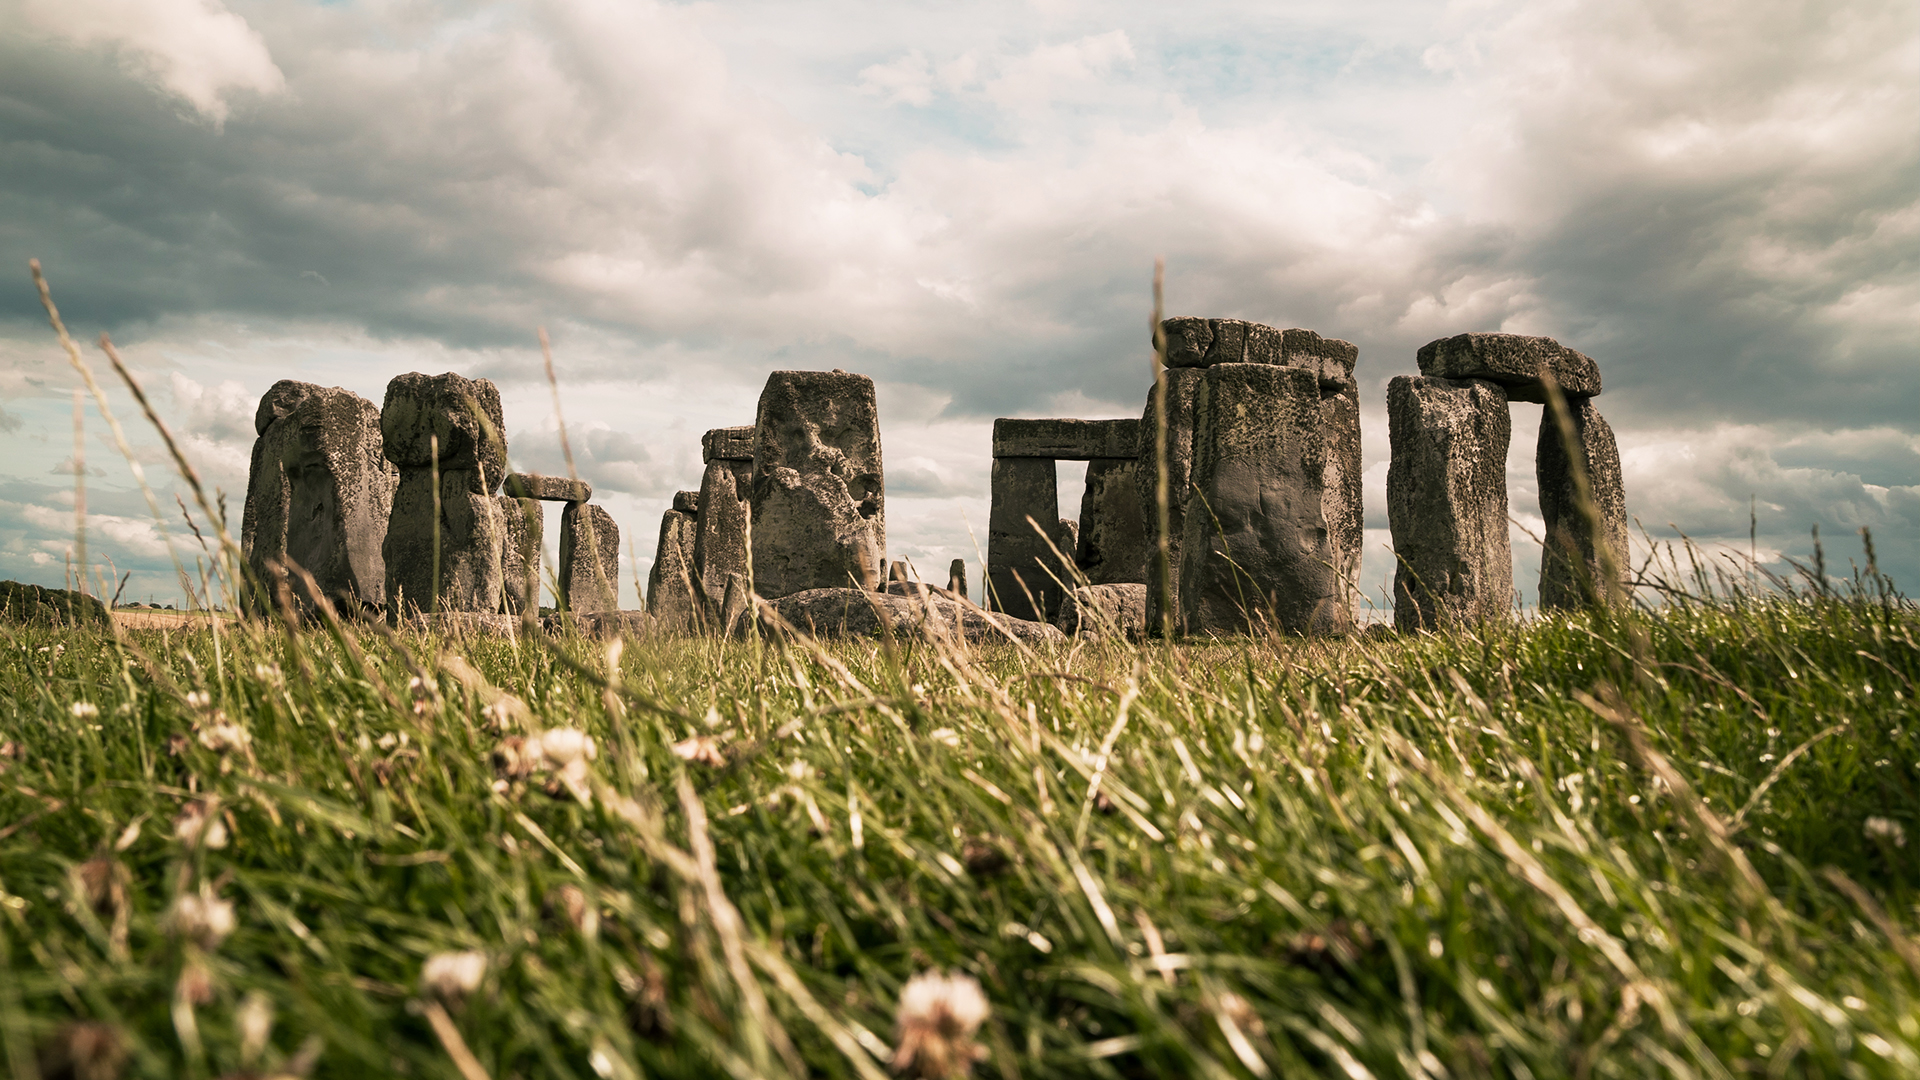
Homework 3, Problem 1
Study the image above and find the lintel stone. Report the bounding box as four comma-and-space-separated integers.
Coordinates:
702, 426, 755, 463
505, 473, 591, 502
992, 418, 1139, 460
1416, 333, 1601, 403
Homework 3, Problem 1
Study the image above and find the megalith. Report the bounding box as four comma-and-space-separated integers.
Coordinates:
241, 381, 397, 613
1077, 458, 1149, 585
1135, 367, 1206, 633
693, 425, 753, 613
1178, 364, 1347, 635
646, 504, 700, 631
1386, 376, 1512, 631
380, 372, 508, 617
497, 496, 542, 616
749, 371, 885, 599
561, 501, 621, 614
987, 418, 1140, 621
1417, 333, 1601, 404
987, 454, 1070, 621
1538, 396, 1628, 609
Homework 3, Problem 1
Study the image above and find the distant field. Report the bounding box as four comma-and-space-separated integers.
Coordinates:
109, 608, 234, 631
2, 568, 1917, 1079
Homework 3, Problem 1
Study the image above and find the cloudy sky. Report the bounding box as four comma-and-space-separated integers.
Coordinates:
1, 0, 1914, 613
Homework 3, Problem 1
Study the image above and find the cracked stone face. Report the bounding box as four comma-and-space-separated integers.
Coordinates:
749, 370, 886, 599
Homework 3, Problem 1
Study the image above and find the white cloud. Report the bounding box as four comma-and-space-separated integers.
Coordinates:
17, 0, 285, 124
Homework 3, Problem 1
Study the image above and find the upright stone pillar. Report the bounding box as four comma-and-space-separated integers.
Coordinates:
1386, 376, 1512, 631
242, 381, 398, 614
1136, 367, 1205, 634
1177, 364, 1345, 635
947, 558, 969, 601
646, 501, 699, 630
380, 373, 508, 617
1320, 385, 1364, 604
1077, 457, 1149, 586
497, 496, 542, 615
987, 454, 1070, 621
749, 371, 885, 598
561, 501, 621, 614
693, 425, 753, 613
1538, 397, 1628, 609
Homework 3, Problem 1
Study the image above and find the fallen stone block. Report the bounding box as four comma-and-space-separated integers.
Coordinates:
561, 502, 622, 615
505, 473, 591, 502
991, 418, 1139, 460
243, 381, 397, 614
1538, 397, 1629, 609
1179, 364, 1347, 636
1417, 333, 1601, 403
750, 370, 886, 598
1054, 583, 1148, 639
761, 587, 1065, 645
1387, 375, 1513, 630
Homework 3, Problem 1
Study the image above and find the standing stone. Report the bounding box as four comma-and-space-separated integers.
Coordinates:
1136, 367, 1206, 633
1417, 333, 1601, 404
1178, 364, 1346, 636
380, 373, 509, 617
1387, 376, 1513, 631
1076, 457, 1148, 586
1538, 397, 1628, 609
645, 506, 698, 629
750, 371, 885, 598
560, 503, 621, 614
1319, 384, 1364, 604
947, 559, 968, 601
693, 456, 752, 613
988, 455, 1071, 621
497, 496, 542, 616
242, 381, 397, 613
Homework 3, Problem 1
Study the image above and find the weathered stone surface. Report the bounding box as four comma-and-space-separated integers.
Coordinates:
750, 370, 886, 598
672, 490, 700, 515
761, 587, 1065, 645
546, 610, 656, 640
883, 580, 966, 601
1160, 319, 1358, 382
888, 560, 911, 583
948, 559, 968, 600
1538, 398, 1628, 609
646, 508, 699, 630
992, 418, 1139, 460
1179, 364, 1347, 636
987, 456, 1072, 621
719, 572, 752, 636
1319, 384, 1364, 604
1417, 333, 1601, 404
1055, 583, 1147, 639
1076, 457, 1149, 585
702, 425, 755, 463
561, 502, 621, 615
1061, 518, 1080, 557
380, 372, 507, 486
243, 382, 398, 613
1136, 367, 1205, 633
384, 476, 504, 617
497, 496, 542, 616
1387, 376, 1513, 631
692, 458, 751, 612
505, 473, 590, 502
0, 581, 108, 626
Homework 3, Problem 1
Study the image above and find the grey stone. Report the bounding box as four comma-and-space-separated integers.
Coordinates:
561, 502, 622, 615
646, 507, 699, 630
547, 610, 656, 640
883, 580, 966, 601
1179, 364, 1348, 636
991, 418, 1139, 460
242, 382, 398, 614
505, 473, 590, 502
750, 370, 886, 598
1135, 367, 1205, 634
1055, 583, 1148, 639
761, 587, 1066, 645
1159, 318, 1358, 382
1061, 519, 1080, 558
384, 475, 504, 618
1387, 376, 1513, 631
719, 572, 752, 637
1319, 384, 1364, 604
1160, 317, 1213, 367
948, 559, 968, 600
1076, 457, 1149, 585
1417, 333, 1601, 404
702, 425, 755, 463
673, 490, 700, 515
987, 456, 1073, 622
692, 458, 752, 612
497, 496, 543, 615
1538, 398, 1628, 609
889, 559, 911, 582
380, 372, 508, 486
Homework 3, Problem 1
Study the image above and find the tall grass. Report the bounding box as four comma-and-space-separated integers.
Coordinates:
2, 544, 1915, 1079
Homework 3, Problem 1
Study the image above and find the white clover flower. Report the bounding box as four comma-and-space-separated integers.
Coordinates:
784, 760, 815, 781
1864, 817, 1907, 847
184, 690, 212, 710
928, 728, 962, 749
421, 950, 487, 1000
172, 888, 236, 948
70, 702, 99, 720
672, 735, 725, 767
892, 970, 990, 1079
197, 720, 250, 753
173, 802, 229, 850
253, 663, 283, 685
535, 728, 597, 767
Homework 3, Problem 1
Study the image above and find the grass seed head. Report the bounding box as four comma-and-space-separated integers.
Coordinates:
891, 970, 990, 1078
421, 950, 488, 1000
